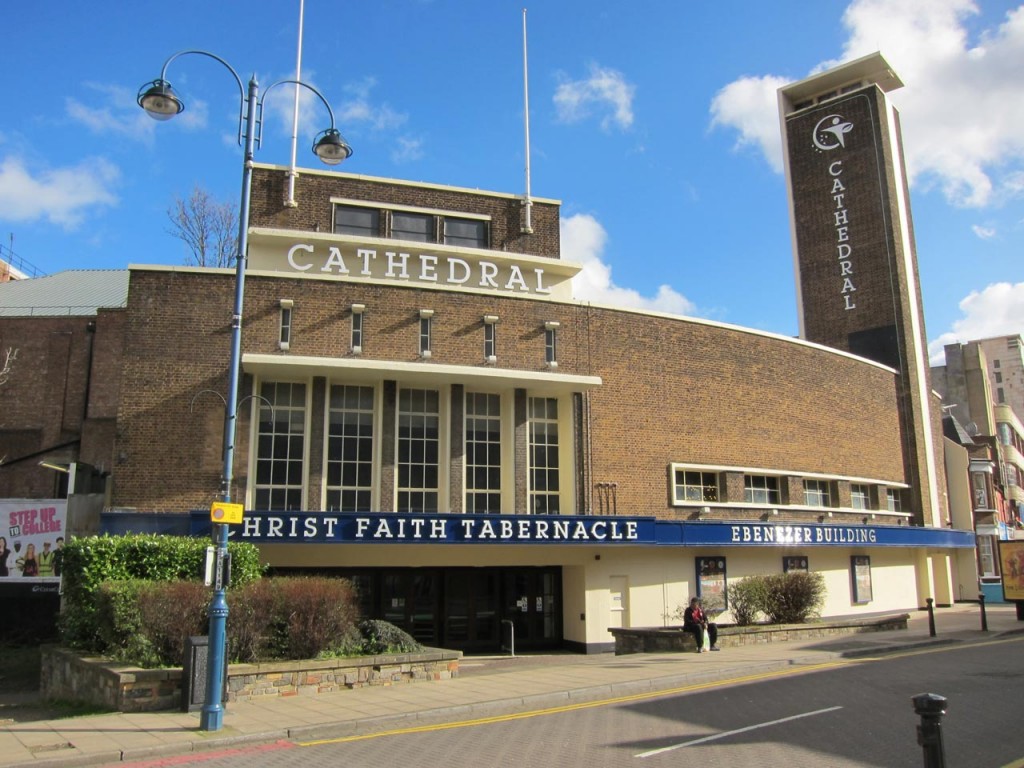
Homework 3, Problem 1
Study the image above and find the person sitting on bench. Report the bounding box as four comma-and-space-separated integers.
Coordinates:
683, 597, 719, 652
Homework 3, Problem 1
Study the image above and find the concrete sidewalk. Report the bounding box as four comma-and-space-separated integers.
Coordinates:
2, 604, 1021, 768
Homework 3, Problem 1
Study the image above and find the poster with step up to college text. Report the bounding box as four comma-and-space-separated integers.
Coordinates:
0, 500, 67, 587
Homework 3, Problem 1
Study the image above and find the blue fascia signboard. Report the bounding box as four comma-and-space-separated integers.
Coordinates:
187, 511, 976, 549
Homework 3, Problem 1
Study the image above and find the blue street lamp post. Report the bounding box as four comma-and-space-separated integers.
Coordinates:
138, 51, 351, 732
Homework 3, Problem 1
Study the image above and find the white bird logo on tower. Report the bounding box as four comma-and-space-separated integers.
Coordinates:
812, 115, 854, 151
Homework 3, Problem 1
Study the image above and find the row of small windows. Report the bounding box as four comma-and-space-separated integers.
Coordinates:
334, 204, 489, 250
254, 382, 562, 516
278, 301, 558, 365
674, 469, 903, 513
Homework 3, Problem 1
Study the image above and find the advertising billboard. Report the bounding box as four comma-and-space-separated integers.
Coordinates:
1, 500, 67, 587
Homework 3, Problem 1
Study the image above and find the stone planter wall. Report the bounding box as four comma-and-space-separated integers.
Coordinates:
40, 646, 461, 713
609, 613, 909, 655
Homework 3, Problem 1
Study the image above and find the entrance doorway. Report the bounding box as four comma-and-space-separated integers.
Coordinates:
346, 566, 562, 653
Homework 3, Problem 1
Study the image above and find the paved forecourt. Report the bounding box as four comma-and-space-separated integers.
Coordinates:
0, 604, 1020, 768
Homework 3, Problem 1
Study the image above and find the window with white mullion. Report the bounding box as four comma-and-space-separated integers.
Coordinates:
674, 470, 719, 503
255, 382, 307, 511
744, 474, 780, 505
885, 488, 903, 512
528, 397, 560, 515
325, 384, 375, 512
397, 388, 440, 513
803, 479, 831, 507
465, 392, 501, 514
851, 483, 870, 510
545, 327, 557, 365
419, 316, 432, 357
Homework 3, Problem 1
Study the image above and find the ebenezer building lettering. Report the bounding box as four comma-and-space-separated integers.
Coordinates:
730, 524, 877, 544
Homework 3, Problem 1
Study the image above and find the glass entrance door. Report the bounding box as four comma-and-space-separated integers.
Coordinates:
502, 568, 560, 650
380, 570, 439, 646
350, 565, 561, 653
442, 569, 500, 651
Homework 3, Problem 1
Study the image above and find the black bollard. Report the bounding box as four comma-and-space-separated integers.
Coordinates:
979, 593, 988, 632
926, 597, 936, 637
912, 693, 948, 768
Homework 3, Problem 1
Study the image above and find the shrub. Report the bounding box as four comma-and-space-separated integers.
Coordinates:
95, 581, 147, 661
227, 577, 364, 663
136, 581, 210, 665
726, 578, 769, 626
95, 580, 209, 667
278, 578, 361, 660
228, 578, 282, 663
761, 572, 826, 624
82, 576, 364, 668
59, 534, 264, 651
358, 619, 423, 654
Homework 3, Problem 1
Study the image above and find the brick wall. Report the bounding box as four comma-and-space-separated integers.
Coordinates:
249, 165, 560, 260
0, 311, 124, 498
112, 269, 908, 518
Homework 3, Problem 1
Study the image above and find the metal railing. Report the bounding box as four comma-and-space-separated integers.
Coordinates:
0, 240, 44, 279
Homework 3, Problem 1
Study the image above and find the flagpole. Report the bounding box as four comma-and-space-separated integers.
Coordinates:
521, 8, 533, 234
286, 0, 306, 207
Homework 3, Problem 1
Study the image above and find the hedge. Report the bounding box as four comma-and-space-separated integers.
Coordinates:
59, 534, 264, 650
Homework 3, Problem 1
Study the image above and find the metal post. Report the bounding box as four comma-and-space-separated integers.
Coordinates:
912, 693, 947, 768
926, 597, 936, 637
502, 619, 515, 657
200, 75, 258, 734
978, 593, 988, 632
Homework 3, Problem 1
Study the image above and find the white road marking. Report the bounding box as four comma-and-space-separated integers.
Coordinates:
636, 705, 844, 758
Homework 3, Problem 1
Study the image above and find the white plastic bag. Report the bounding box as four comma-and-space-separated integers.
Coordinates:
702, 626, 711, 651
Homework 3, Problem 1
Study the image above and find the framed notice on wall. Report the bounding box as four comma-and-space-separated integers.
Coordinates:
696, 557, 728, 612
851, 556, 872, 604
998, 540, 1024, 602
783, 556, 808, 573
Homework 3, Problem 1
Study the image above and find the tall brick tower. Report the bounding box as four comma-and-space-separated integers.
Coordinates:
778, 52, 946, 528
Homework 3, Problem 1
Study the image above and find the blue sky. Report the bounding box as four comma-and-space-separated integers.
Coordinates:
2, 0, 1021, 363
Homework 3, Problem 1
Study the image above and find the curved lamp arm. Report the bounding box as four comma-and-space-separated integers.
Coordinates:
258, 78, 353, 164
137, 50, 247, 144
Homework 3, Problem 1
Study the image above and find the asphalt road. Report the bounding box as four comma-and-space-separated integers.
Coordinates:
106, 635, 1024, 768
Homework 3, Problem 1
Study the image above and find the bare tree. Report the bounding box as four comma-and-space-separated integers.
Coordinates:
166, 186, 239, 268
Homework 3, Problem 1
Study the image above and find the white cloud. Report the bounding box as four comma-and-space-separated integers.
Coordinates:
245, 73, 406, 148
928, 282, 1024, 363
261, 69, 342, 139
391, 137, 424, 164
0, 156, 119, 228
336, 77, 408, 132
710, 0, 1024, 207
709, 74, 789, 172
971, 224, 996, 239
67, 82, 207, 141
554, 64, 635, 131
561, 213, 696, 315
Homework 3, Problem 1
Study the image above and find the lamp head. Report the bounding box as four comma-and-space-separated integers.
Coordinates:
313, 128, 353, 165
137, 79, 184, 121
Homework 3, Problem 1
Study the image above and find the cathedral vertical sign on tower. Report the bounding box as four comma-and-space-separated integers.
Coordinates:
778, 52, 945, 528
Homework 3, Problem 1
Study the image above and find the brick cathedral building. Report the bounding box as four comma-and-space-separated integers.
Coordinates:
0, 54, 975, 652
